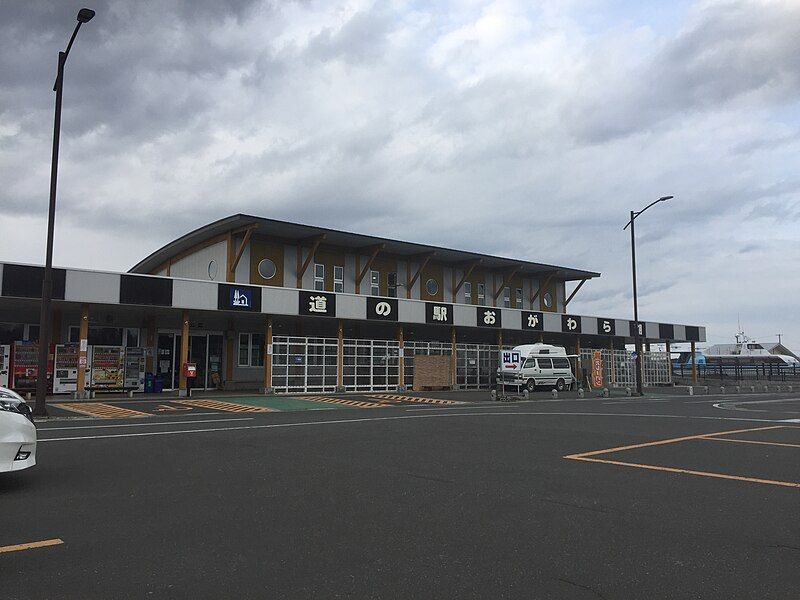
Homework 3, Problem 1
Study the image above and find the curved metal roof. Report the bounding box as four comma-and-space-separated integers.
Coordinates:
130, 214, 600, 281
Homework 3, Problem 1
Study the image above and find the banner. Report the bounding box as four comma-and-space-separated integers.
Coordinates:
591, 351, 604, 389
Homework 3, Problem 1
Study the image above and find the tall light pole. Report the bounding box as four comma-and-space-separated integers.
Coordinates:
33, 8, 96, 417
623, 195, 673, 396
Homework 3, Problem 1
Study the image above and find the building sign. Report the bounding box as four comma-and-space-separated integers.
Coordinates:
591, 351, 604, 388
299, 291, 336, 317
425, 302, 453, 325
522, 311, 544, 331
659, 324, 675, 340
630, 321, 645, 338
597, 318, 615, 336
367, 297, 398, 321
218, 283, 261, 312
477, 307, 501, 328
562, 314, 581, 334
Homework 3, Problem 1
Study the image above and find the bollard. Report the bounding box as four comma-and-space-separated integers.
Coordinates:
551, 389, 558, 399
490, 389, 497, 402
763, 385, 769, 393
577, 388, 585, 399
776, 385, 782, 392
688, 386, 694, 396
523, 389, 530, 400
703, 386, 709, 395
735, 386, 740, 393
750, 386, 755, 393
625, 387, 632, 397
719, 386, 725, 394
788, 385, 793, 393
602, 388, 610, 398
128, 390, 134, 399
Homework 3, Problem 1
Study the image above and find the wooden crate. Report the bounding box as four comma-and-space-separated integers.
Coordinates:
412, 355, 453, 391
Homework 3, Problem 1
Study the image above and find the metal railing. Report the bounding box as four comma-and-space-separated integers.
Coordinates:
673, 362, 800, 382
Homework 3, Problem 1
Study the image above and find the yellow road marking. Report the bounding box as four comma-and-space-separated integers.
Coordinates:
54, 403, 150, 419
564, 425, 786, 459
565, 426, 800, 489
294, 396, 389, 409
367, 394, 463, 406
569, 456, 800, 489
699, 437, 800, 449
174, 399, 274, 413
0, 538, 64, 554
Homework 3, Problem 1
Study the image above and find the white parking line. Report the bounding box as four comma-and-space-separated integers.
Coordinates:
36, 411, 790, 443
38, 417, 254, 431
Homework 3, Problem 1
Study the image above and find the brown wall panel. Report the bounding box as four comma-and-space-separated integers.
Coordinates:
249, 237, 285, 286
420, 262, 444, 302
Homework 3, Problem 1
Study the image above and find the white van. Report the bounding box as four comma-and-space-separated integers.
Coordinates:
497, 343, 576, 392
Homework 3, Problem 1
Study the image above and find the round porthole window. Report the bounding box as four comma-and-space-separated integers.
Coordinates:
425, 278, 439, 296
207, 260, 218, 280
258, 258, 277, 280
543, 291, 553, 308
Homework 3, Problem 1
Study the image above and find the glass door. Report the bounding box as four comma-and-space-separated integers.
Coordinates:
157, 333, 176, 390
207, 335, 223, 389
189, 335, 208, 389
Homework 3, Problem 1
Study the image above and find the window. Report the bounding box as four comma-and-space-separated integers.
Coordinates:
124, 328, 140, 348
503, 287, 511, 308
238, 333, 265, 367
538, 358, 553, 369
523, 357, 537, 369
258, 259, 277, 280
516, 288, 523, 309
370, 270, 380, 296
552, 358, 571, 369
464, 281, 472, 304
333, 265, 344, 293
543, 291, 553, 308
477, 283, 485, 305
314, 264, 325, 291
69, 326, 124, 346
207, 260, 218, 280
425, 278, 439, 296
387, 272, 397, 297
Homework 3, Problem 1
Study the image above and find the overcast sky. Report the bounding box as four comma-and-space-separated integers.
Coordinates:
1, 0, 799, 350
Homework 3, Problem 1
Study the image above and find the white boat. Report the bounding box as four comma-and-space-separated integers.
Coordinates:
701, 332, 799, 366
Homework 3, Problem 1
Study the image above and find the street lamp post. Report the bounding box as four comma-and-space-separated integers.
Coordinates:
623, 195, 673, 397
33, 8, 95, 417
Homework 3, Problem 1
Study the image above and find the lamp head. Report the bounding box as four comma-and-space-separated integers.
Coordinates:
77, 8, 95, 23
658, 195, 674, 202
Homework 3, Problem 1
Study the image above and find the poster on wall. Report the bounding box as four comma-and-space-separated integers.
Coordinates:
91, 346, 125, 390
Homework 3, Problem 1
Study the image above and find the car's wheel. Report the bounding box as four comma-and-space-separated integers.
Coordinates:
526, 379, 536, 392
555, 378, 566, 392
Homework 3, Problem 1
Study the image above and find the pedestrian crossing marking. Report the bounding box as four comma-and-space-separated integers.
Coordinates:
174, 399, 275, 413
54, 402, 150, 419
294, 396, 390, 409
366, 394, 463, 405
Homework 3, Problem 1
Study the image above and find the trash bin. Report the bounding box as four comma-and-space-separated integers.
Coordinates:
153, 376, 164, 393
144, 373, 155, 394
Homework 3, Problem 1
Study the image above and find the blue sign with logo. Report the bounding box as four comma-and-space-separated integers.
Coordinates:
218, 284, 261, 312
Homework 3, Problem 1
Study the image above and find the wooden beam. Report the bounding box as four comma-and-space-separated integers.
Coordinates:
356, 244, 385, 287
229, 226, 257, 279
530, 272, 556, 305
297, 234, 327, 288
564, 278, 588, 307
406, 252, 435, 297
453, 259, 482, 298
492, 265, 522, 301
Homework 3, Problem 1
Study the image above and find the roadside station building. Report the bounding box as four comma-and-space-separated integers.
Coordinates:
0, 214, 705, 396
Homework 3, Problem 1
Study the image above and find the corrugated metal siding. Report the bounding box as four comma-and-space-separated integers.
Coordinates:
169, 241, 227, 281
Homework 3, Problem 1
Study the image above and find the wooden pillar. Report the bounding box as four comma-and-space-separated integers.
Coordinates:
665, 340, 672, 385
575, 336, 582, 385
263, 316, 273, 393
451, 327, 457, 388
178, 310, 190, 396
145, 316, 156, 373
76, 304, 89, 398
691, 341, 698, 384
497, 330, 503, 349
397, 325, 405, 391
337, 319, 344, 392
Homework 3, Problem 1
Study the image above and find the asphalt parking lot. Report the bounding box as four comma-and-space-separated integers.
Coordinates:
2, 391, 798, 599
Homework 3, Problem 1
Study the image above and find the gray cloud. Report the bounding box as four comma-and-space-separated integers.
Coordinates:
1, 0, 800, 350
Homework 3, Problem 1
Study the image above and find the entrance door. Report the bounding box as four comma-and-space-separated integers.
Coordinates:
189, 335, 208, 389
157, 334, 177, 390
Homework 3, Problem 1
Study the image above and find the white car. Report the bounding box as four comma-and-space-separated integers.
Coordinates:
0, 386, 36, 473
497, 343, 576, 392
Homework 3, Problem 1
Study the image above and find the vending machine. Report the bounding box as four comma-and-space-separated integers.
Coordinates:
11, 341, 52, 393
90, 346, 125, 391
0, 345, 10, 388
123, 347, 145, 392
53, 343, 80, 394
